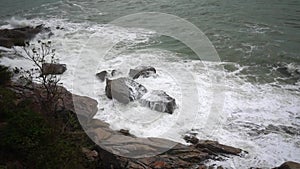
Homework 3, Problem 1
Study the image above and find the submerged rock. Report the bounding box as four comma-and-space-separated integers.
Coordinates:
42, 63, 67, 75
129, 66, 156, 79
139, 90, 176, 114
105, 77, 147, 104
0, 25, 49, 48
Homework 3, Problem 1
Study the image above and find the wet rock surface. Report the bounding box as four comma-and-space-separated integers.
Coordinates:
129, 66, 156, 79
140, 90, 176, 114
105, 77, 147, 104
0, 25, 50, 48
228, 121, 300, 137
96, 70, 108, 82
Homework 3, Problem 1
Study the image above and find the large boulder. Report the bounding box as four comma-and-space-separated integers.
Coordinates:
274, 161, 300, 169
0, 25, 49, 48
129, 66, 156, 79
139, 90, 176, 114
105, 77, 147, 104
42, 63, 67, 75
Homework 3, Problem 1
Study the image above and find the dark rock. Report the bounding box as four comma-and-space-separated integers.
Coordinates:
129, 66, 156, 79
119, 129, 130, 135
0, 25, 49, 48
111, 69, 122, 76
184, 135, 199, 145
195, 140, 242, 156
13, 67, 20, 74
0, 37, 18, 48
119, 129, 135, 137
105, 77, 147, 104
10, 82, 97, 125
274, 161, 300, 169
42, 63, 67, 75
55, 26, 64, 30
96, 69, 122, 82
277, 67, 292, 77
105, 78, 112, 99
139, 90, 176, 114
96, 71, 107, 82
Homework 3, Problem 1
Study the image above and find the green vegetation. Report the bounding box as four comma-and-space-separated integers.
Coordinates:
0, 66, 98, 169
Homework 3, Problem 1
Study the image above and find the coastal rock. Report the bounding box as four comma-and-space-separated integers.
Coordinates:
10, 81, 243, 168
87, 119, 110, 128
139, 90, 176, 114
265, 124, 300, 136
119, 129, 130, 136
105, 77, 147, 104
184, 135, 200, 145
96, 71, 107, 82
274, 161, 300, 169
9, 82, 97, 126
96, 69, 122, 82
111, 69, 122, 77
71, 95, 98, 123
0, 25, 49, 48
129, 66, 156, 79
42, 63, 67, 75
196, 140, 242, 156
92, 133, 243, 168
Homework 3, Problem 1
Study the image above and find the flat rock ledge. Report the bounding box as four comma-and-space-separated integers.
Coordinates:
87, 120, 243, 169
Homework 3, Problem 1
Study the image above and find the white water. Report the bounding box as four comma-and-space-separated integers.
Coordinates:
0, 18, 299, 168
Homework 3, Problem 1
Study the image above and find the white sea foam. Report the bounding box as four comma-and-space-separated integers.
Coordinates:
0, 18, 299, 168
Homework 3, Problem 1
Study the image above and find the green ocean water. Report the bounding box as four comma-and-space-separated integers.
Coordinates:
0, 0, 300, 84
